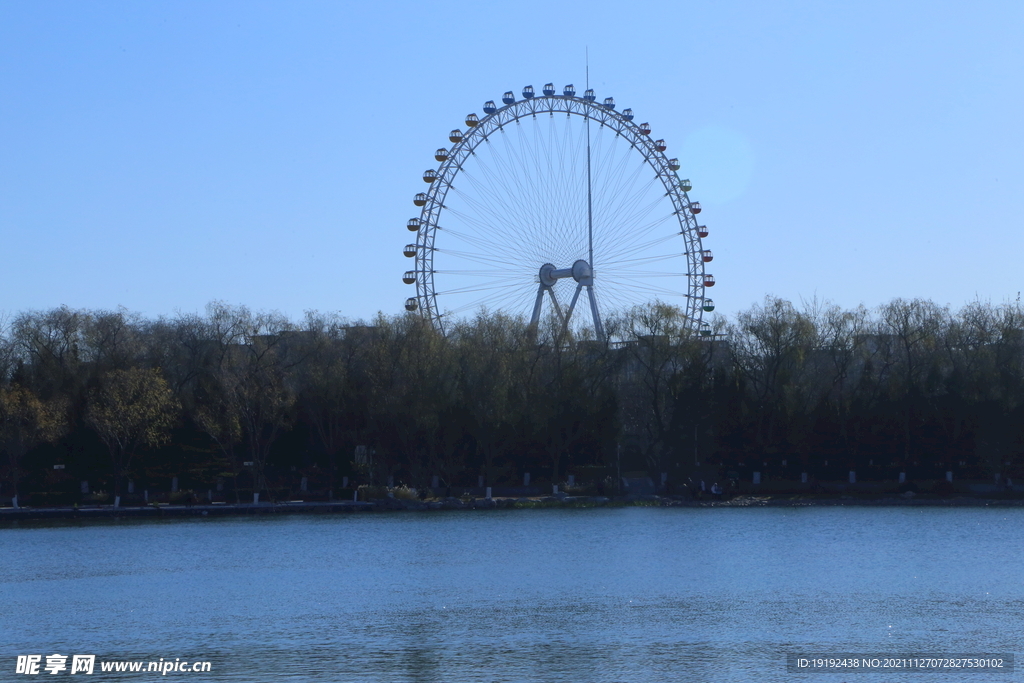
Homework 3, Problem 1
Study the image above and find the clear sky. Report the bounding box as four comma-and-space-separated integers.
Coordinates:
2, 0, 1022, 325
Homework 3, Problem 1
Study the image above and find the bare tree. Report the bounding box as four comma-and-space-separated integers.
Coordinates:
730, 296, 817, 454
450, 311, 531, 486
298, 311, 370, 496
12, 306, 86, 399
812, 302, 869, 463
878, 298, 948, 468
609, 302, 690, 473
211, 304, 297, 502
82, 308, 144, 375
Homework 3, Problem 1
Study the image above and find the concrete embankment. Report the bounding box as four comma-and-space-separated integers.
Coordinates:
0, 496, 613, 521
2, 494, 1023, 522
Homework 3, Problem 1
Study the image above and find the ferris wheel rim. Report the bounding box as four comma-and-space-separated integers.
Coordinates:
405, 91, 709, 336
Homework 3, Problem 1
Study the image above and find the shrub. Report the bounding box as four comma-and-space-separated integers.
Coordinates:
392, 485, 419, 501
563, 482, 598, 496
357, 485, 390, 500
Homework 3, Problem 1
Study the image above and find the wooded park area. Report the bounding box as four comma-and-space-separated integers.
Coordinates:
1, 296, 1022, 507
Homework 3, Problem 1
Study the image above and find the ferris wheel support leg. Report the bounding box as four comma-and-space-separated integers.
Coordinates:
587, 285, 605, 339
562, 283, 584, 335
530, 283, 546, 328
548, 288, 566, 325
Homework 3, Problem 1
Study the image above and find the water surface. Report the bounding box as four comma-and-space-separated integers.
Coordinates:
2, 507, 1022, 681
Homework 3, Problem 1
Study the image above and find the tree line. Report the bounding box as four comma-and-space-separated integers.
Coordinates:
1, 296, 1022, 505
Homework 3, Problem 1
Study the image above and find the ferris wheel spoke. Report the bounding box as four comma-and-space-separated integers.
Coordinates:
546, 116, 582, 241
542, 125, 580, 256
452, 167, 539, 246
604, 174, 663, 230
597, 202, 663, 259
435, 248, 534, 270
601, 270, 688, 278
598, 214, 675, 262
441, 286, 536, 317
594, 174, 665, 252
592, 138, 636, 217
600, 276, 685, 297
591, 126, 630, 193
446, 288, 537, 311
434, 269, 519, 278
435, 281, 529, 296
592, 155, 649, 225
592, 160, 636, 230
436, 223, 521, 255
537, 115, 587, 258
438, 224, 562, 276
597, 224, 676, 265
451, 167, 524, 223
549, 115, 588, 259
600, 234, 681, 265
595, 212, 678, 257
439, 208, 540, 260
497, 156, 566, 258
603, 255, 682, 273
500, 126, 548, 224
465, 139, 541, 242
445, 182, 536, 242
435, 223, 538, 265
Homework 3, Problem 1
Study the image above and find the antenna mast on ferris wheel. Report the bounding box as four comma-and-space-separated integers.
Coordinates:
584, 48, 604, 338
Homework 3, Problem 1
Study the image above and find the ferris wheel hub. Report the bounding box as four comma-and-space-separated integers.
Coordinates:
539, 260, 594, 288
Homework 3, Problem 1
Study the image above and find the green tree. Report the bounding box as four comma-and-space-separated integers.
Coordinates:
194, 399, 243, 501
0, 384, 67, 508
86, 367, 179, 506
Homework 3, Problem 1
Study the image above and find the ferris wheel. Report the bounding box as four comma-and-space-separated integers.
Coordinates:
402, 83, 715, 338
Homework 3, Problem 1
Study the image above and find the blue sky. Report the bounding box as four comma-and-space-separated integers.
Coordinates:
2, 0, 1022, 324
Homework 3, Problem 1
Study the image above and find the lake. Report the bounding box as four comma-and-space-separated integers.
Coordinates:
2, 507, 1021, 681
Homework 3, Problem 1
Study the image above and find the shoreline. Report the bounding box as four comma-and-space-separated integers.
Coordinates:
3, 493, 1024, 522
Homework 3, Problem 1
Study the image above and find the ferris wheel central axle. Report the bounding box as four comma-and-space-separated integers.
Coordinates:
530, 259, 604, 338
